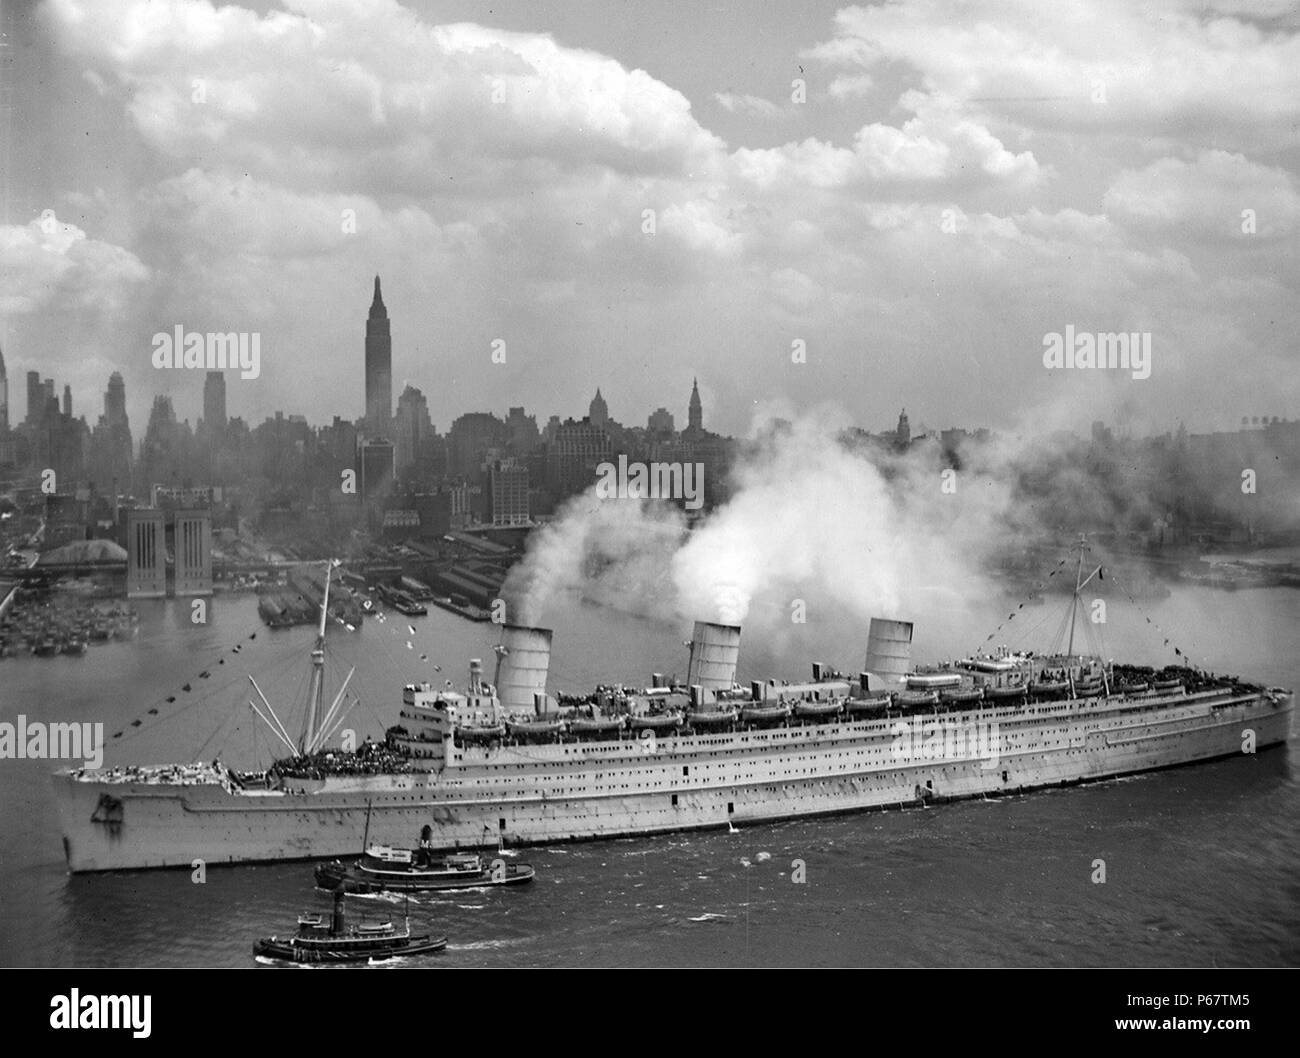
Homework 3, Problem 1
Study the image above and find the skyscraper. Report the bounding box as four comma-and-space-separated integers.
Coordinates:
0, 344, 8, 433
687, 377, 703, 433
365, 275, 392, 433
393, 383, 431, 477
26, 370, 42, 427
588, 388, 608, 428
204, 370, 227, 434
92, 371, 134, 494
105, 371, 127, 427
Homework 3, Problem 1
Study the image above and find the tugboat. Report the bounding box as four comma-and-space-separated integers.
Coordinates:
253, 889, 446, 964
315, 837, 536, 894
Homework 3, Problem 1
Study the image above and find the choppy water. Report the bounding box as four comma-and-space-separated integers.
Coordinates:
1, 586, 1297, 967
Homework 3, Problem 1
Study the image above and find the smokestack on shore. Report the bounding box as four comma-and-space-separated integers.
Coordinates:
494, 624, 554, 712
686, 621, 741, 691
865, 618, 913, 686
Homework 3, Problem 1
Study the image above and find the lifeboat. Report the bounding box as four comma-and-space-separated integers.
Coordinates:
846, 695, 891, 715
455, 722, 506, 743
1153, 678, 1183, 692
1117, 680, 1150, 694
939, 687, 984, 705
687, 707, 738, 727
906, 673, 963, 690
627, 713, 683, 732
793, 700, 843, 719
984, 684, 1026, 700
508, 717, 566, 740
1028, 680, 1069, 698
896, 690, 939, 708
1073, 679, 1104, 696
741, 703, 791, 724
569, 716, 626, 735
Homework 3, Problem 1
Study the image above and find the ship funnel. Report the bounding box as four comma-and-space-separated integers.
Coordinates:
494, 624, 553, 713
865, 618, 913, 685
686, 621, 741, 691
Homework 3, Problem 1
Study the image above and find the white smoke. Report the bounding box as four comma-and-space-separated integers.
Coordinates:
506, 404, 1018, 640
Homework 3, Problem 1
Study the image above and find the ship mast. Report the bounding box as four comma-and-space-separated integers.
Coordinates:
1066, 535, 1104, 658
301, 559, 334, 753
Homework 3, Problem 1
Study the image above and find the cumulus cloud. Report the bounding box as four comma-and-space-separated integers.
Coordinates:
0, 214, 149, 317
1104, 150, 1300, 238
804, 0, 1300, 137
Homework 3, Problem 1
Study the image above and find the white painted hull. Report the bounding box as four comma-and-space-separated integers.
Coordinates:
54, 689, 1293, 872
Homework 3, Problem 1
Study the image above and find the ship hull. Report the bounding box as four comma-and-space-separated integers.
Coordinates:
55, 689, 1292, 872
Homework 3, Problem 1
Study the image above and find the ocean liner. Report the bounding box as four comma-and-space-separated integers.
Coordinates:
54, 552, 1293, 872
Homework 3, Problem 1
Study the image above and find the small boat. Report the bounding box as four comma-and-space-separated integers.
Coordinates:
907, 673, 963, 691
741, 703, 792, 724
895, 690, 939, 708
316, 845, 535, 894
1117, 680, 1150, 694
1073, 680, 1104, 696
983, 684, 1027, 700
32, 636, 60, 657
1028, 680, 1069, 697
455, 722, 506, 743
508, 716, 566, 739
626, 712, 683, 732
569, 715, 626, 735
793, 700, 843, 719
61, 638, 87, 656
846, 695, 891, 715
1153, 678, 1183, 692
687, 707, 738, 726
253, 890, 446, 964
939, 687, 984, 704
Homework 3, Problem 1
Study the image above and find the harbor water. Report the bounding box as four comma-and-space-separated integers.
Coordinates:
0, 586, 1296, 967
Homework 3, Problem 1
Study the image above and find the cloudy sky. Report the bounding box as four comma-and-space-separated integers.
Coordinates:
3, 0, 1297, 439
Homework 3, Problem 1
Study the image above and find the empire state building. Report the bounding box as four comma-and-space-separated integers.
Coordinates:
364, 275, 392, 432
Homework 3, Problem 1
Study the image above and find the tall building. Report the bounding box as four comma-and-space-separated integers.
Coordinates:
504, 406, 540, 455
588, 388, 609, 428
393, 383, 432, 478
62, 384, 72, 418
489, 459, 530, 526
546, 417, 611, 498
647, 407, 675, 436
204, 370, 227, 434
688, 377, 703, 433
90, 371, 134, 496
895, 408, 911, 449
26, 370, 42, 428
447, 411, 507, 478
105, 371, 127, 427
359, 437, 395, 506
364, 275, 392, 433
0, 344, 8, 433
